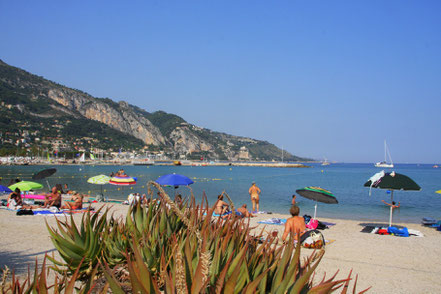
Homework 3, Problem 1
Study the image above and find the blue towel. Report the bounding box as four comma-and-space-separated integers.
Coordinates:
258, 218, 287, 225
387, 226, 409, 237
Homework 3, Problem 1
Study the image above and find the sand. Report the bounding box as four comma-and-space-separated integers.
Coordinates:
0, 203, 440, 293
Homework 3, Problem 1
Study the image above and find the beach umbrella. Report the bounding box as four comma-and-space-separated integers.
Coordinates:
9, 181, 44, 192
32, 168, 57, 189
364, 170, 421, 200
87, 175, 111, 196
109, 175, 137, 186
296, 186, 338, 219
155, 174, 194, 187
0, 185, 12, 193
364, 170, 421, 226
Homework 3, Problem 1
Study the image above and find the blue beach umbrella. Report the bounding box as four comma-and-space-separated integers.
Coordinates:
155, 174, 194, 187
0, 185, 12, 193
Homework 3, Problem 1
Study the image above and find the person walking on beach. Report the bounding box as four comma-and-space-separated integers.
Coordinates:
249, 181, 261, 212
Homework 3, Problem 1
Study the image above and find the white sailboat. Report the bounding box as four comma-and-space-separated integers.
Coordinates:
375, 140, 394, 168
79, 153, 86, 163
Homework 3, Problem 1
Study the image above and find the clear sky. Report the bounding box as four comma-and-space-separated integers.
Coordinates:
1, 1, 440, 163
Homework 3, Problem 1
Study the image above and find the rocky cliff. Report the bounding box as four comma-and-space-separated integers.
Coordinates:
0, 59, 307, 161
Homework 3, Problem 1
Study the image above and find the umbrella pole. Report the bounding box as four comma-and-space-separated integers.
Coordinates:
389, 206, 393, 227
314, 201, 317, 219
46, 179, 51, 190
390, 190, 394, 203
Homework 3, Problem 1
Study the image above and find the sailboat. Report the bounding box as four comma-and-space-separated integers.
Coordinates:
321, 157, 330, 166
375, 140, 394, 168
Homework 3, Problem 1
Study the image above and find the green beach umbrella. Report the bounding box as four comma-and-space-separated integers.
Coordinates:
87, 175, 111, 196
364, 171, 421, 226
9, 181, 44, 192
296, 186, 338, 219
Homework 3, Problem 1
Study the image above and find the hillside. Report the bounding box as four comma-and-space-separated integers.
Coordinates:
0, 59, 309, 161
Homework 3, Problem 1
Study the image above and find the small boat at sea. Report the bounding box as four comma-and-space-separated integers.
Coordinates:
132, 158, 155, 166
375, 140, 394, 168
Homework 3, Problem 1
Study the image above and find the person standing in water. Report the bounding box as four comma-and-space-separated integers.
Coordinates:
249, 181, 261, 212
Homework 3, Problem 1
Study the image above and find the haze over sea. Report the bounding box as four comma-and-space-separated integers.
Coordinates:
1, 163, 440, 223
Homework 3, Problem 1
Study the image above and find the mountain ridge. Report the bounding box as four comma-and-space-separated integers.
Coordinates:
0, 59, 309, 161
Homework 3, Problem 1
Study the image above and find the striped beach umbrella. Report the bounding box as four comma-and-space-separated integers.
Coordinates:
109, 175, 137, 186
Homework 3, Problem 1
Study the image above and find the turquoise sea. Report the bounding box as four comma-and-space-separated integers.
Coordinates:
1, 163, 440, 223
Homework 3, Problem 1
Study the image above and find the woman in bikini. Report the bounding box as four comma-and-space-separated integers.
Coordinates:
214, 194, 229, 215
61, 193, 83, 210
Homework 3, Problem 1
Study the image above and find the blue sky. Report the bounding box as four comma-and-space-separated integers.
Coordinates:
1, 1, 440, 163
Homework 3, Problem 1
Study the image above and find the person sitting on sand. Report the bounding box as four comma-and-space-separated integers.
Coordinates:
236, 204, 256, 218
249, 181, 261, 212
7, 188, 38, 210
61, 192, 83, 210
214, 194, 229, 215
382, 200, 400, 209
64, 184, 74, 194
8, 188, 23, 210
42, 186, 62, 208
282, 205, 307, 243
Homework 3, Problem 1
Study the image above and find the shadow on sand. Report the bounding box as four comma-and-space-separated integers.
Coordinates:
0, 248, 57, 275
358, 222, 405, 229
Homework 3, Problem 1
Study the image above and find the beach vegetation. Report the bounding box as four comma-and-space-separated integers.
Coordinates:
0, 182, 368, 293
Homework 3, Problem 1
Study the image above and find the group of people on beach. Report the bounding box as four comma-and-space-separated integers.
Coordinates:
7, 184, 84, 211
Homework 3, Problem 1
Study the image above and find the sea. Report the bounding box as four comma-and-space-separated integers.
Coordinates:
1, 163, 440, 223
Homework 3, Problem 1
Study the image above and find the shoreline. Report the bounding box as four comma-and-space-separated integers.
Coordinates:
0, 202, 440, 293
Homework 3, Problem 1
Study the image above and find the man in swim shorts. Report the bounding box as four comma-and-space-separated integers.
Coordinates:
249, 181, 261, 212
282, 205, 307, 243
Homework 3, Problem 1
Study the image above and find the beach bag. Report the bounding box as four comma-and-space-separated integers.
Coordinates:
16, 209, 34, 216
306, 218, 318, 230
301, 230, 325, 249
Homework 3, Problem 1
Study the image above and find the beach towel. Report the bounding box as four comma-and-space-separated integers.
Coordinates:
361, 226, 423, 237
388, 226, 409, 237
258, 218, 287, 225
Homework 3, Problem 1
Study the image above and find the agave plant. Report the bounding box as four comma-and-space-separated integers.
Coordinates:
46, 207, 109, 278
38, 180, 370, 293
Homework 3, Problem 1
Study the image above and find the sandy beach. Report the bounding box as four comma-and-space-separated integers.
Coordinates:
0, 202, 440, 293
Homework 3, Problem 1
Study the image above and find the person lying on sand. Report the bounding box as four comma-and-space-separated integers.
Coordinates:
282, 205, 307, 243
236, 204, 256, 218
61, 192, 83, 210
42, 186, 62, 209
